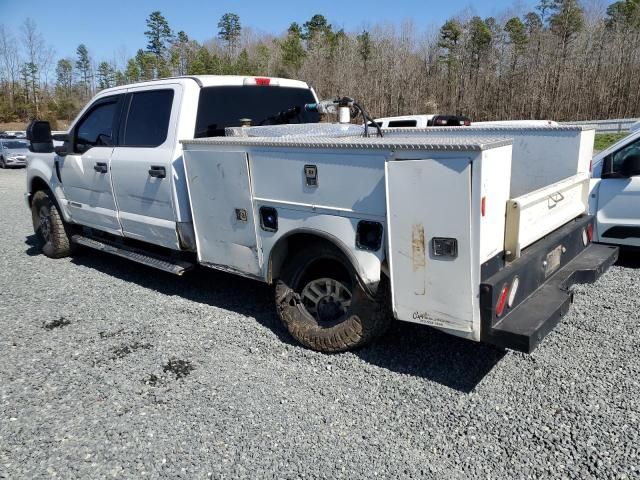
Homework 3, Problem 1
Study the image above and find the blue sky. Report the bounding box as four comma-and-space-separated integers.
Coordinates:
0, 0, 588, 64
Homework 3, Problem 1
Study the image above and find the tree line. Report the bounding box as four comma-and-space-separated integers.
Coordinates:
1, 0, 640, 128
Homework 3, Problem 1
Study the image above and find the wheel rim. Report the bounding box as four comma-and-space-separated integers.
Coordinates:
38, 205, 52, 243
301, 277, 352, 324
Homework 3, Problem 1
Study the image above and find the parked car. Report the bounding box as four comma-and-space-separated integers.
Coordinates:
372, 114, 471, 128
590, 128, 640, 248
4, 130, 27, 138
25, 75, 616, 354
0, 138, 30, 168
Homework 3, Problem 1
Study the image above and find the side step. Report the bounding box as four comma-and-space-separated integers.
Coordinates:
71, 235, 194, 276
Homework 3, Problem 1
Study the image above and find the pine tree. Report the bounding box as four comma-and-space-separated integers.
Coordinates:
75, 44, 92, 98
280, 23, 305, 73
55, 59, 73, 96
125, 58, 140, 83
357, 30, 372, 67
144, 11, 173, 78
97, 61, 115, 90
505, 17, 528, 56
218, 13, 241, 57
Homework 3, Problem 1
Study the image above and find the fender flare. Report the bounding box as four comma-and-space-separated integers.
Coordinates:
267, 227, 382, 296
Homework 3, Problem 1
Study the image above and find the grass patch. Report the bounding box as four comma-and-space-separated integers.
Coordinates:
594, 132, 630, 151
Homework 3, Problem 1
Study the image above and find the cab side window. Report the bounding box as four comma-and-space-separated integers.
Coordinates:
121, 90, 174, 147
75, 98, 119, 152
611, 137, 640, 174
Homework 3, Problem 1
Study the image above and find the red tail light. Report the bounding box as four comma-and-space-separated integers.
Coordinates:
496, 284, 509, 317
255, 77, 271, 86
481, 196, 486, 217
464, 119, 471, 126
586, 224, 593, 242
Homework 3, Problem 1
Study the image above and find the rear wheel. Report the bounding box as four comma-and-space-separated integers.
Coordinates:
31, 190, 73, 258
275, 242, 391, 352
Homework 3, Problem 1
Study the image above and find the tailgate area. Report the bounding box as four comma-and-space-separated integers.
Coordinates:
505, 172, 590, 261
480, 215, 618, 352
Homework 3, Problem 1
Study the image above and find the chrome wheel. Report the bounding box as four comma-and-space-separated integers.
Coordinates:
38, 205, 52, 243
301, 277, 352, 324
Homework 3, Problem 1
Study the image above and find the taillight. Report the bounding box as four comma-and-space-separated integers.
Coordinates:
589, 159, 592, 173
464, 119, 471, 126
496, 283, 509, 317
243, 77, 277, 86
481, 196, 486, 217
583, 224, 594, 246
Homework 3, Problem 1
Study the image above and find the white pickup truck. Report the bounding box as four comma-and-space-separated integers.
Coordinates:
590, 128, 640, 248
26, 75, 617, 354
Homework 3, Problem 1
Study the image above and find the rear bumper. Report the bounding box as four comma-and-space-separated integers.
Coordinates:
480, 216, 618, 353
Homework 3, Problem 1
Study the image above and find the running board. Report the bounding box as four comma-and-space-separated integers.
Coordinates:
71, 235, 194, 276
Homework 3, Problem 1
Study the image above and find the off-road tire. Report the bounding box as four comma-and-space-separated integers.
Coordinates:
31, 190, 73, 258
275, 242, 391, 353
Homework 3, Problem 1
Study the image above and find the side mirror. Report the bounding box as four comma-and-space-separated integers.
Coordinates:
621, 154, 640, 177
26, 120, 53, 153
54, 145, 68, 156
52, 133, 70, 157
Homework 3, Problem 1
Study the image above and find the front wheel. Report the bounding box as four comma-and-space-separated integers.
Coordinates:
275, 242, 391, 353
31, 190, 73, 258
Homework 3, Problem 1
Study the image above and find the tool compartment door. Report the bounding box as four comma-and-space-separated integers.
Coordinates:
183, 150, 261, 276
385, 158, 474, 332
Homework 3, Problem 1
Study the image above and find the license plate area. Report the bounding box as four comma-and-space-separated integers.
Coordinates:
544, 245, 563, 277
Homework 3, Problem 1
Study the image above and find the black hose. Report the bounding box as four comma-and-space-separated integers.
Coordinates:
353, 102, 383, 138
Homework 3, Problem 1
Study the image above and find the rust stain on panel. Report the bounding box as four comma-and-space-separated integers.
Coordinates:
412, 224, 426, 272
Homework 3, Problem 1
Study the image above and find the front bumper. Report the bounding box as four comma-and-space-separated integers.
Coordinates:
480, 216, 618, 353
4, 157, 26, 166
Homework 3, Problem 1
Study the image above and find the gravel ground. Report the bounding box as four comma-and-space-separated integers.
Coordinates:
0, 167, 638, 479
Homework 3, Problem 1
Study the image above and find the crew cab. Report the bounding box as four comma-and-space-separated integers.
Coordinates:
590, 128, 640, 248
25, 75, 617, 354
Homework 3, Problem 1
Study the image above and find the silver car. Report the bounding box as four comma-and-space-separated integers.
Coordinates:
0, 139, 29, 168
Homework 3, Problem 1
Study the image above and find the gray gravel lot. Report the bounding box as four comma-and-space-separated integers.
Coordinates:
0, 167, 638, 479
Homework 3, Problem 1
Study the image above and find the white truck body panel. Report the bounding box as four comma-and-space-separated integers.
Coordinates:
184, 150, 262, 276
385, 157, 475, 334
182, 134, 517, 338
505, 172, 590, 259
383, 126, 594, 197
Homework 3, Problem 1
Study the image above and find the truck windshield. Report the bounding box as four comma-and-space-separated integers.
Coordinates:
194, 86, 319, 138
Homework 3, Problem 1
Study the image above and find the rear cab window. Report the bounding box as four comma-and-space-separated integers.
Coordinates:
194, 86, 319, 138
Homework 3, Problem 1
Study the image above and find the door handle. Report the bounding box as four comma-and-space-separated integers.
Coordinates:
148, 166, 166, 178
94, 162, 108, 173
